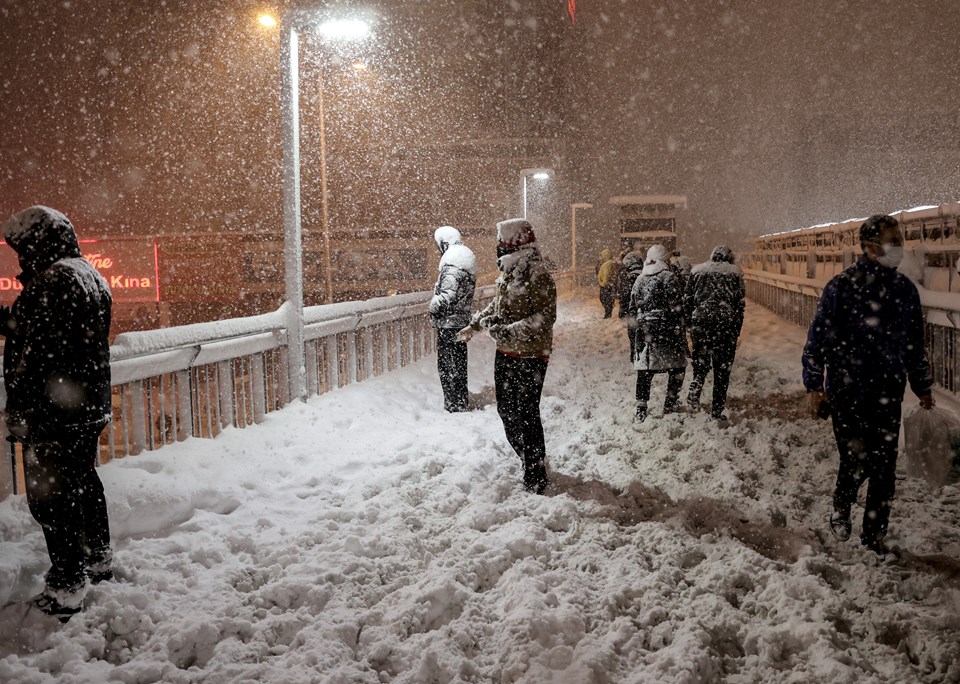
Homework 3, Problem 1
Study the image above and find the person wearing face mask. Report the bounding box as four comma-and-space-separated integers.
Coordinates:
802, 213, 934, 558
459, 218, 556, 494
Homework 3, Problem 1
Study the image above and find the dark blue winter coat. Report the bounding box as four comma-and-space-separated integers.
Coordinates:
802, 255, 932, 402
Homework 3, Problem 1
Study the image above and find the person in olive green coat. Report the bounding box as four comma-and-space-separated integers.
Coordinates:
461, 218, 557, 494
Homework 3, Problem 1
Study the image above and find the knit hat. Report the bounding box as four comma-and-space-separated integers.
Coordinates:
496, 218, 537, 249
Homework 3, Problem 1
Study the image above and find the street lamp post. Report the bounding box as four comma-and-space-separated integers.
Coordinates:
518, 167, 553, 220
280, 10, 371, 402
570, 202, 593, 272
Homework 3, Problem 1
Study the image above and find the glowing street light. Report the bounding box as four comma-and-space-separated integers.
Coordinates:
316, 18, 371, 42
519, 167, 553, 220
570, 202, 593, 271
280, 9, 373, 401
258, 14, 278, 28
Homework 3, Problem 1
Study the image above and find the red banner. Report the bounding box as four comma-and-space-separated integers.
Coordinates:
0, 238, 160, 304
568, 0, 576, 23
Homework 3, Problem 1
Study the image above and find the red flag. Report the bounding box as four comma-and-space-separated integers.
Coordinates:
568, 0, 576, 23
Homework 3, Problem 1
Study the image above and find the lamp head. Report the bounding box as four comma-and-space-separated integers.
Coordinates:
317, 18, 371, 41
519, 167, 554, 180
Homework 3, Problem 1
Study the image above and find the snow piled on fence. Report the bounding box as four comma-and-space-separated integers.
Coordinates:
1, 294, 959, 683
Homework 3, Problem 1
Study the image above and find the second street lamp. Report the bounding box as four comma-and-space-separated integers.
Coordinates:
570, 202, 593, 272
518, 167, 553, 220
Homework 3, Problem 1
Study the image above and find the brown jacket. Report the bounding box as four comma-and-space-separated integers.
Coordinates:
472, 248, 557, 357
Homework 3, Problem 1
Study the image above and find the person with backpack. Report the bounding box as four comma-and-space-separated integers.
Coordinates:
628, 244, 687, 422
684, 245, 746, 421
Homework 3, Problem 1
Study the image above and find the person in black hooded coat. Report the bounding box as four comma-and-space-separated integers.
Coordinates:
1, 206, 113, 618
617, 250, 645, 361
684, 245, 745, 420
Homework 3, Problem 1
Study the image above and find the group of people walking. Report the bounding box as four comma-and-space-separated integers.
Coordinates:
613, 243, 746, 423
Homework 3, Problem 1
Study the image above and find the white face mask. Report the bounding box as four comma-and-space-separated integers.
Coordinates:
876, 244, 903, 270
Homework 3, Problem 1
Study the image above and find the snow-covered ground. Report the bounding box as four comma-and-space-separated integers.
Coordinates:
1, 293, 959, 683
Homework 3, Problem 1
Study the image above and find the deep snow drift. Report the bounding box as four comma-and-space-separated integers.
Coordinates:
1, 294, 958, 683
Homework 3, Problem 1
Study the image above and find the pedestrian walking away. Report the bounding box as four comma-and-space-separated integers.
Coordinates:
597, 249, 618, 318
629, 244, 687, 422
802, 213, 934, 557
460, 218, 557, 494
617, 250, 645, 361
669, 252, 693, 292
1, 206, 114, 619
428, 225, 476, 413
684, 245, 745, 421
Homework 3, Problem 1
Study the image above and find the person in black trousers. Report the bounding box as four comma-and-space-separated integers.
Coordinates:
429, 226, 476, 412
462, 219, 556, 493
1, 206, 114, 618
627, 245, 687, 421
684, 245, 745, 421
803, 214, 934, 556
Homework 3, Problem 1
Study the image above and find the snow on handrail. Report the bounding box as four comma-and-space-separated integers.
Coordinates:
743, 267, 960, 316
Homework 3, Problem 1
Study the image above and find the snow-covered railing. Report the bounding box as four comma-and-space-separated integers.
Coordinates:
744, 267, 960, 393
0, 270, 580, 500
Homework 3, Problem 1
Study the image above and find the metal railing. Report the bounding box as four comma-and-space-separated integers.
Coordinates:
1, 270, 581, 501
744, 267, 960, 394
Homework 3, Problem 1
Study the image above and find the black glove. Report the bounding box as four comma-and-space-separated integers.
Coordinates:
5, 413, 29, 442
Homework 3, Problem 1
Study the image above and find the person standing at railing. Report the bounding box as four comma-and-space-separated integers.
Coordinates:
684, 245, 745, 422
428, 226, 476, 413
459, 218, 556, 494
0, 206, 113, 620
803, 214, 934, 558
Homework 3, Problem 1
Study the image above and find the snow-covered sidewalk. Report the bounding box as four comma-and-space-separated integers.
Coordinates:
1, 293, 958, 683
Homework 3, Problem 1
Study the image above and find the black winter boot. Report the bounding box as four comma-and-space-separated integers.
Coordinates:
634, 402, 648, 423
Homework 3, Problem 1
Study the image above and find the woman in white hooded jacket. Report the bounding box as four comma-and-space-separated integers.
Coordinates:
429, 225, 476, 412
628, 244, 687, 421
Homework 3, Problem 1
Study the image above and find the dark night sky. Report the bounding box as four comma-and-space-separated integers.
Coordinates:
2, 0, 959, 263
563, 0, 960, 258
